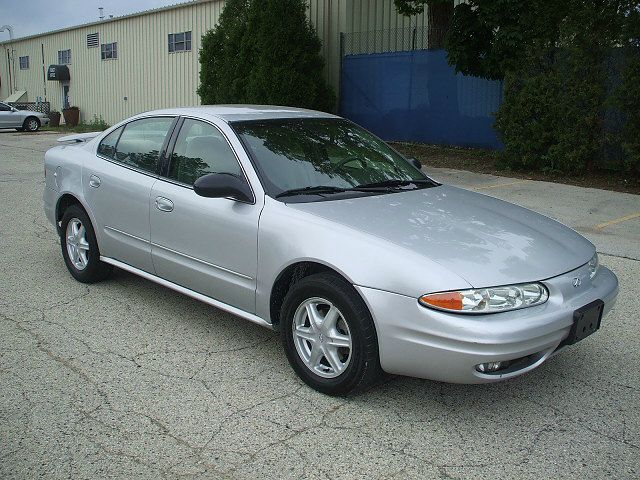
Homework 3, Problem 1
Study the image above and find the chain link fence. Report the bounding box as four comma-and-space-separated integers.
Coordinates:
341, 26, 447, 56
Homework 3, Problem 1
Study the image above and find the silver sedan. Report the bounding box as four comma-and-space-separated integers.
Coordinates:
43, 106, 618, 395
0, 101, 50, 131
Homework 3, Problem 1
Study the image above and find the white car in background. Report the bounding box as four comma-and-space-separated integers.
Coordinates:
0, 101, 50, 131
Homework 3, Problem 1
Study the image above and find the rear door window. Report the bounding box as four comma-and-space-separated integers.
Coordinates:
112, 117, 174, 173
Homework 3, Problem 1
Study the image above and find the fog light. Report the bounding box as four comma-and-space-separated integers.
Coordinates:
476, 361, 505, 373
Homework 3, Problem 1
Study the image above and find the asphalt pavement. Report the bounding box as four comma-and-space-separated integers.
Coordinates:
1, 130, 638, 479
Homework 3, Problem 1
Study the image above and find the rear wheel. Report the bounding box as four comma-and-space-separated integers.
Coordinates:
23, 117, 40, 132
60, 205, 112, 283
280, 272, 382, 396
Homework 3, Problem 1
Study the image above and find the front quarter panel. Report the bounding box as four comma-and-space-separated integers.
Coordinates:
255, 197, 472, 323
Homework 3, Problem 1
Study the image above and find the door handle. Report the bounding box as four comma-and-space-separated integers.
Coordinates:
155, 196, 174, 212
89, 174, 101, 188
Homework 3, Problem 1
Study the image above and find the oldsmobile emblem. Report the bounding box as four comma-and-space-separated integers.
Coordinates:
573, 277, 581, 288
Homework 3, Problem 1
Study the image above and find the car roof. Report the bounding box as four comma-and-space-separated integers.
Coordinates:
141, 105, 341, 123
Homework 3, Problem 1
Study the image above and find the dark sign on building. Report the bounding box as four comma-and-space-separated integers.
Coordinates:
47, 65, 70, 81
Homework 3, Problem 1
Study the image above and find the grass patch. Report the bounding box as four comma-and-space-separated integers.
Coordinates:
392, 142, 640, 195
42, 115, 110, 134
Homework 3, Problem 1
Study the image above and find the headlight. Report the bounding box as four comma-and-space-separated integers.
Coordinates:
419, 282, 549, 314
588, 252, 599, 279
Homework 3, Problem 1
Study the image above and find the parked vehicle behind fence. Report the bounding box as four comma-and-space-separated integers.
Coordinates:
0, 102, 49, 131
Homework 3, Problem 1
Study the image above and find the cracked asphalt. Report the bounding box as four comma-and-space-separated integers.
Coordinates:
1, 131, 639, 479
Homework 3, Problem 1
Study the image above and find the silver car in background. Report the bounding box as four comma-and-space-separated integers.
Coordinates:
0, 101, 50, 131
43, 106, 618, 395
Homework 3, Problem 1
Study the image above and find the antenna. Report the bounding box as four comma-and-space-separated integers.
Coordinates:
99, 7, 104, 20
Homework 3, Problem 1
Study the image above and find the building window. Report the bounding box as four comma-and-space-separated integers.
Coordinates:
101, 42, 118, 60
58, 49, 72, 64
87, 32, 99, 48
19, 56, 29, 69
168, 31, 191, 53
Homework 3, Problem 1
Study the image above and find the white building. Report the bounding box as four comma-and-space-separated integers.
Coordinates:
0, 0, 431, 124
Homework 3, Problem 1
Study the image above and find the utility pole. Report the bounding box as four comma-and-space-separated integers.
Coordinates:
0, 25, 16, 92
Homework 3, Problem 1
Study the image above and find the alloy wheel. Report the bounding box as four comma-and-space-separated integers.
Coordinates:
292, 297, 352, 378
65, 218, 90, 270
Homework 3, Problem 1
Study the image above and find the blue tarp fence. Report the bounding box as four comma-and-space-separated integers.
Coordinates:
340, 49, 504, 149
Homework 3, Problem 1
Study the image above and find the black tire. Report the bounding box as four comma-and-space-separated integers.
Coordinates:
60, 204, 112, 283
280, 272, 382, 396
23, 116, 40, 132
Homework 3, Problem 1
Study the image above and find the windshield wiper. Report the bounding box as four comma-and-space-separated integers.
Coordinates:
275, 179, 438, 199
275, 185, 347, 198
353, 178, 438, 190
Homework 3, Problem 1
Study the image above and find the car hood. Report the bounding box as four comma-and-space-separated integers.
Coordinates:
288, 185, 594, 288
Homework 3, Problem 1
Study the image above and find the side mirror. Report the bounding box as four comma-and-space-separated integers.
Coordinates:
408, 157, 422, 170
193, 172, 253, 203
11, 107, 18, 112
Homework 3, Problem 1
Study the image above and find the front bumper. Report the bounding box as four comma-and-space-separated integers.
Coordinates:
41, 116, 50, 126
356, 264, 618, 383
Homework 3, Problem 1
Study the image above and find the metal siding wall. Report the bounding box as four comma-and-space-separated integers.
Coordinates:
0, 0, 221, 125
346, 0, 428, 33
308, 0, 348, 95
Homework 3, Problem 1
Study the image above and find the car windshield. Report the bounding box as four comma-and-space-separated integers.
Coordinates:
232, 118, 434, 200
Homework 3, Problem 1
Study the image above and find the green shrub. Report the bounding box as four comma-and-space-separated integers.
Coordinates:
405, 0, 638, 175
198, 0, 335, 112
87, 115, 110, 131
492, 0, 629, 174
495, 48, 608, 174
613, 48, 640, 174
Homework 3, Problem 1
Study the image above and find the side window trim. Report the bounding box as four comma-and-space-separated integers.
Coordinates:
110, 126, 125, 154
95, 115, 176, 177
160, 116, 256, 204
159, 117, 184, 177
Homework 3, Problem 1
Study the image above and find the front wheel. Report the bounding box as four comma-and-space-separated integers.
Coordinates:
60, 205, 112, 283
280, 272, 382, 396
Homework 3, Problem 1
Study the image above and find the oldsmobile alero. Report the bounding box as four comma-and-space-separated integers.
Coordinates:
43, 106, 619, 395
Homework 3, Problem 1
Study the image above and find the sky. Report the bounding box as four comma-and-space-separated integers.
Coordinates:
0, 0, 187, 40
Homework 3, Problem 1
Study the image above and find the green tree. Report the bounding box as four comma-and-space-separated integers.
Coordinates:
397, 0, 639, 174
197, 0, 251, 105
613, 5, 640, 173
198, 0, 335, 112
493, 1, 635, 174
